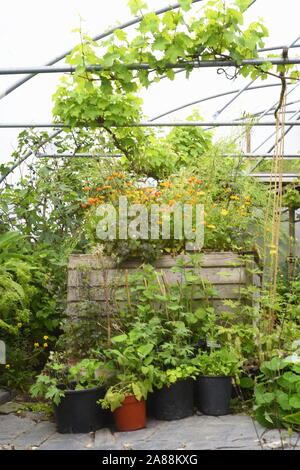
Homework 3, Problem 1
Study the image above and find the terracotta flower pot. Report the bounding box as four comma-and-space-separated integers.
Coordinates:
113, 395, 146, 431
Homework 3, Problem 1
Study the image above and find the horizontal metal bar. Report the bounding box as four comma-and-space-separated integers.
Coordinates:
150, 83, 295, 121
36, 153, 123, 158
3, 121, 300, 128
1, 57, 300, 75
259, 44, 300, 52
226, 154, 300, 159
249, 173, 299, 182
35, 153, 300, 159
0, 0, 203, 100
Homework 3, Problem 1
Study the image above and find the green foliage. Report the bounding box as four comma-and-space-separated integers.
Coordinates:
192, 348, 242, 376
254, 351, 300, 431
0, 230, 63, 390
50, 0, 277, 174
30, 355, 106, 405
282, 184, 300, 209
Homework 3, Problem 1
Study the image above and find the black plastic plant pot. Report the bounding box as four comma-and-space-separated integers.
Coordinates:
191, 339, 208, 357
54, 386, 106, 433
196, 375, 232, 416
152, 379, 194, 421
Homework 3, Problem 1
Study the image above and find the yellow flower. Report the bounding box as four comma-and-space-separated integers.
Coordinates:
197, 191, 206, 196
244, 196, 251, 200
43, 335, 49, 340
221, 209, 229, 216
270, 250, 277, 255
230, 195, 240, 200
245, 202, 251, 206
191, 228, 196, 232
34, 342, 39, 348
17, 322, 23, 327
207, 225, 216, 229
240, 212, 247, 216
5, 364, 10, 369
43, 343, 48, 348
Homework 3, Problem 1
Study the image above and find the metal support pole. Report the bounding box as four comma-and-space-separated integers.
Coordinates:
1, 58, 300, 75
4, 121, 300, 128
36, 153, 123, 158
149, 83, 294, 121
0, 0, 203, 100
287, 207, 297, 280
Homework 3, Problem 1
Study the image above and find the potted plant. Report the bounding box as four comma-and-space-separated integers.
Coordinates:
150, 362, 197, 421
192, 348, 241, 416
97, 330, 155, 431
99, 375, 150, 432
30, 354, 107, 433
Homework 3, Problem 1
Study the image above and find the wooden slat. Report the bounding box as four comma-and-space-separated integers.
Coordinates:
68, 266, 246, 287
67, 283, 243, 302
68, 252, 253, 270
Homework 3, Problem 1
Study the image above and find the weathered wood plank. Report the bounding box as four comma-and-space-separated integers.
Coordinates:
67, 283, 244, 302
68, 266, 246, 287
68, 252, 250, 270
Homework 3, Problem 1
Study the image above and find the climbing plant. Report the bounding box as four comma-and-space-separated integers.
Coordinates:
51, 0, 272, 162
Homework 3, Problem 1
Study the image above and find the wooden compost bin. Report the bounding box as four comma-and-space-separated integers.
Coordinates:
67, 252, 261, 317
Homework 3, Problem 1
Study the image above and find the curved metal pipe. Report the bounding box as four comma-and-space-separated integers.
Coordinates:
3, 121, 300, 128
2, 57, 300, 75
0, 0, 203, 100
149, 82, 294, 121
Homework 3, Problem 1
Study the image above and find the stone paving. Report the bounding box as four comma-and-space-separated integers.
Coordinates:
0, 401, 299, 450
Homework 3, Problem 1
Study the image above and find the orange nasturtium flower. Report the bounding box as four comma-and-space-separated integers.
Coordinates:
81, 204, 87, 208
83, 187, 91, 191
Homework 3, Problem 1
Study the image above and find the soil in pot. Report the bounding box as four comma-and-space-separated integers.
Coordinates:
113, 395, 146, 432
152, 378, 194, 421
196, 375, 232, 416
54, 386, 106, 433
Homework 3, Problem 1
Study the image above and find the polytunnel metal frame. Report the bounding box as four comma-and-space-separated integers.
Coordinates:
0, 0, 299, 183
0, 0, 257, 183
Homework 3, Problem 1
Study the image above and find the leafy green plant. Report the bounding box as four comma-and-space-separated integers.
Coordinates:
152, 363, 198, 390
30, 356, 106, 405
99, 379, 149, 412
192, 348, 242, 377
97, 329, 156, 411
254, 351, 300, 431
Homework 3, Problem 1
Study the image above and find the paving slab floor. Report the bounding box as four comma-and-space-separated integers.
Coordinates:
0, 403, 299, 451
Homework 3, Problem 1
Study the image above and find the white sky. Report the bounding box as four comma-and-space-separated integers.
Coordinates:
1, 0, 300, 164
